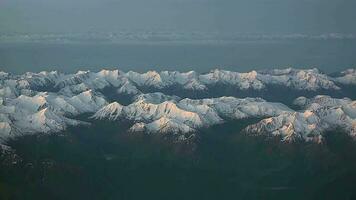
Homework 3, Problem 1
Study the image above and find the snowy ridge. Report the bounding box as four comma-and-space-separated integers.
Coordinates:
92, 95, 292, 137
334, 69, 356, 85
129, 117, 196, 137
92, 102, 124, 120
0, 90, 107, 140
257, 68, 339, 90
1, 67, 354, 100
244, 96, 356, 142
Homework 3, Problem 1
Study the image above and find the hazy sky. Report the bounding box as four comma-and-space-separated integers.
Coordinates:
1, 0, 355, 34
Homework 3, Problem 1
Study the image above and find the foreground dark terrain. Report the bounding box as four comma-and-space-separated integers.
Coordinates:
1, 119, 356, 200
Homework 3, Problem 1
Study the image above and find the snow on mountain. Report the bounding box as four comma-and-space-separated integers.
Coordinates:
10, 94, 48, 114
93, 96, 292, 135
0, 78, 33, 98
6, 90, 107, 116
0, 103, 83, 140
199, 69, 264, 90
47, 69, 140, 95
0, 72, 9, 79
123, 68, 338, 91
124, 70, 207, 91
0, 99, 12, 140
245, 112, 323, 142
58, 82, 91, 96
334, 69, 356, 85
66, 90, 108, 113
1, 67, 351, 101
125, 70, 164, 88
92, 98, 203, 137
23, 71, 60, 88
294, 95, 354, 110
96, 69, 123, 87
0, 86, 15, 98
125, 100, 203, 128
14, 107, 83, 135
257, 68, 340, 90
159, 71, 206, 90
0, 122, 11, 140
178, 97, 292, 120
0, 67, 355, 144
0, 90, 108, 140
130, 117, 196, 136
245, 96, 356, 142
116, 81, 140, 95
134, 92, 181, 104
92, 102, 124, 120
54, 70, 92, 89
93, 99, 206, 129
91, 93, 181, 118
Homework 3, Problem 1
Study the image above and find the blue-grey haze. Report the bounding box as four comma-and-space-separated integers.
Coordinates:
1, 0, 355, 73
1, 0, 356, 34
1, 40, 355, 74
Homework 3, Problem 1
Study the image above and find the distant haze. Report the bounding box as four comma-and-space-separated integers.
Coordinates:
1, 0, 356, 34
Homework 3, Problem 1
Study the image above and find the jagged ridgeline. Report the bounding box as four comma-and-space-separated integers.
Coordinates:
0, 68, 355, 145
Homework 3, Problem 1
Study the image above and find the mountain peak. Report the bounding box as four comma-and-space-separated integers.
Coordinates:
92, 102, 123, 120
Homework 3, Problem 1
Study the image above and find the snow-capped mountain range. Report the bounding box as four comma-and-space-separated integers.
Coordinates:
92, 95, 292, 138
0, 67, 355, 144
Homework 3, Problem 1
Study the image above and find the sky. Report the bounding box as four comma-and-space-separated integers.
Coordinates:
0, 0, 356, 34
